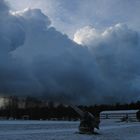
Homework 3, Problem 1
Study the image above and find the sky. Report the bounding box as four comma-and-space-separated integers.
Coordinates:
0, 0, 140, 105
7, 0, 140, 38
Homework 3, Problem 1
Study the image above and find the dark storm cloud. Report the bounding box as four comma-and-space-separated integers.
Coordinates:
0, 0, 140, 104
74, 24, 140, 103
0, 1, 43, 96
13, 8, 100, 104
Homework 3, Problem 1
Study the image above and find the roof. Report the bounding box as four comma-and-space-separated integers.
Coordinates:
100, 110, 139, 114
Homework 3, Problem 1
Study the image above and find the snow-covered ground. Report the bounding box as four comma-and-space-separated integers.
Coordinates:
0, 119, 139, 140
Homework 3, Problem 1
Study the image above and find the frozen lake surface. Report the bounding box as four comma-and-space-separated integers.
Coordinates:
0, 119, 139, 140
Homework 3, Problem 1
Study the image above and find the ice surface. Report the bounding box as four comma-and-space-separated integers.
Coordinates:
0, 119, 139, 140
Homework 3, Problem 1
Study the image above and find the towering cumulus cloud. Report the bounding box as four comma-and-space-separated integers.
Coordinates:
0, 0, 140, 104
0, 0, 45, 97
13, 8, 100, 104
74, 24, 140, 103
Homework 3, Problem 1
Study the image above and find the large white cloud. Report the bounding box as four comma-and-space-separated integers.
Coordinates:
74, 26, 99, 45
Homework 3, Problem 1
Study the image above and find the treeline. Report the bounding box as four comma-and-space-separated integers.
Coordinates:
0, 105, 79, 120
0, 96, 140, 120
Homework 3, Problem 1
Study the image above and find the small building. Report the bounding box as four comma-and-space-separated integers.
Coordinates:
100, 110, 140, 121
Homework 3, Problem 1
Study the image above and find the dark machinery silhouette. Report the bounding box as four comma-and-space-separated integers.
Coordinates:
71, 105, 100, 134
